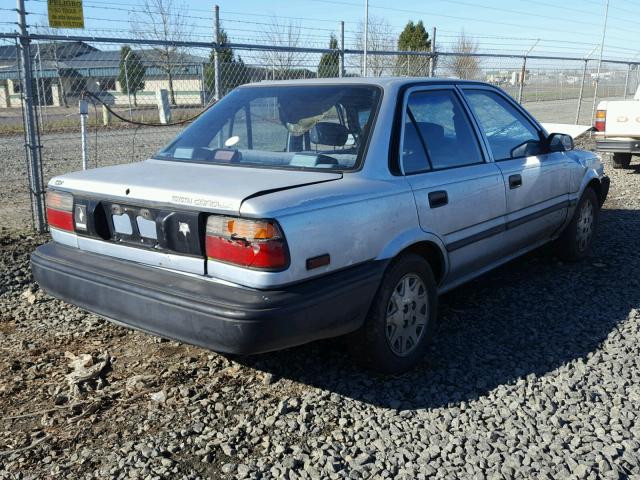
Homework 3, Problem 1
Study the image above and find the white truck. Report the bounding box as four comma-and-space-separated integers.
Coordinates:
595, 86, 640, 169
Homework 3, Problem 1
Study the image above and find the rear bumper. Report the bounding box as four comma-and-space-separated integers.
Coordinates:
596, 139, 640, 154
31, 243, 385, 354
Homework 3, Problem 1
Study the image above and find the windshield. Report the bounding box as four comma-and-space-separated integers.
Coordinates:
155, 84, 381, 171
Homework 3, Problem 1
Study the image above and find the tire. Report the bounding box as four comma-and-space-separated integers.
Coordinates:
556, 188, 599, 262
612, 152, 631, 169
349, 253, 438, 374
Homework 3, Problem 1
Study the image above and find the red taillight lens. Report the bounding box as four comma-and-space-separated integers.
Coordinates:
46, 190, 74, 232
205, 215, 289, 270
594, 110, 606, 132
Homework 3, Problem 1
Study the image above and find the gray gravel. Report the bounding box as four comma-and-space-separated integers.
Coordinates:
2, 137, 640, 479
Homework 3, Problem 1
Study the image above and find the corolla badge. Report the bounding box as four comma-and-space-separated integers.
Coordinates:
178, 222, 190, 237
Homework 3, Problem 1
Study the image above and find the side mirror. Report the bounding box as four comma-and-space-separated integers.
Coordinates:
547, 132, 574, 152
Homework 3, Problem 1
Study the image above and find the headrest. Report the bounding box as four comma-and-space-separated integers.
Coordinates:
310, 122, 349, 147
418, 122, 445, 141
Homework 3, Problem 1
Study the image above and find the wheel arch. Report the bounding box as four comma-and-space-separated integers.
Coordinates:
401, 241, 447, 285
581, 175, 608, 207
376, 229, 448, 285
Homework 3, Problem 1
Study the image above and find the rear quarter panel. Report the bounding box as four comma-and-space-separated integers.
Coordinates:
205, 175, 438, 288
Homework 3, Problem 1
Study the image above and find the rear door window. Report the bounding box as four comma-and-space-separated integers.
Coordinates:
401, 89, 484, 173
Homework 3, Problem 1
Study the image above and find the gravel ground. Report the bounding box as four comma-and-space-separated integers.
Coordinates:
2, 138, 640, 479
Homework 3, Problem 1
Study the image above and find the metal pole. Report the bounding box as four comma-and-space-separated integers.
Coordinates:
624, 63, 631, 99
518, 57, 527, 104
590, 0, 610, 125
36, 43, 46, 130
339, 21, 344, 78
576, 59, 589, 124
518, 40, 539, 104
429, 27, 436, 77
124, 49, 132, 118
213, 5, 221, 101
79, 99, 89, 170
200, 62, 206, 105
363, 0, 368, 76
17, 0, 46, 233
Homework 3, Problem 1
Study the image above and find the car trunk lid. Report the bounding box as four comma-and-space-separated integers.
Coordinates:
53, 159, 342, 214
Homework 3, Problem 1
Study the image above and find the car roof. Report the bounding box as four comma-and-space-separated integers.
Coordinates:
240, 76, 487, 89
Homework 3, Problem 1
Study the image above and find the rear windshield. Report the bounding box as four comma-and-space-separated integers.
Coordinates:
155, 85, 381, 171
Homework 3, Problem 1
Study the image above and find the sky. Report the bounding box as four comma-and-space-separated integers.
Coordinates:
1, 0, 640, 61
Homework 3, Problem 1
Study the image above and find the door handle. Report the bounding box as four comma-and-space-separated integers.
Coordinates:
428, 190, 448, 208
509, 174, 522, 189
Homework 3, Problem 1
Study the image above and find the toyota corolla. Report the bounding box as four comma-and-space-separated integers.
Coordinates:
32, 78, 609, 373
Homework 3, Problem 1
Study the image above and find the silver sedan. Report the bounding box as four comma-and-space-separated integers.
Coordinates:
32, 77, 609, 373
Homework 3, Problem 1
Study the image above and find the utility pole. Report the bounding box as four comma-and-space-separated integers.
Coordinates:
429, 27, 436, 77
213, 5, 221, 101
363, 0, 368, 77
590, 0, 610, 125
17, 0, 46, 233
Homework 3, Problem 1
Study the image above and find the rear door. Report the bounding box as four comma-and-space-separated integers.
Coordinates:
399, 86, 507, 283
460, 86, 570, 253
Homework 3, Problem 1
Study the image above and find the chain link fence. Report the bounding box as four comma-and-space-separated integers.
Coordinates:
2, 4, 640, 233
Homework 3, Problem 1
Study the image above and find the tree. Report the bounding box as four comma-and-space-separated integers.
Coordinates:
349, 16, 396, 76
130, 0, 188, 106
259, 18, 308, 78
204, 28, 247, 99
118, 46, 146, 106
447, 30, 481, 80
318, 35, 340, 78
396, 21, 430, 76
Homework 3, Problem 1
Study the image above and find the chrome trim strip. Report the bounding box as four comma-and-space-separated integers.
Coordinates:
445, 199, 570, 253
50, 228, 79, 248
76, 236, 205, 275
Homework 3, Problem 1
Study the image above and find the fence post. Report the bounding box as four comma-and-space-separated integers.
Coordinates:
517, 56, 527, 103
339, 21, 344, 78
16, 0, 46, 233
79, 99, 89, 170
429, 27, 436, 77
200, 62, 206, 106
213, 5, 221, 101
624, 63, 631, 99
575, 59, 589, 124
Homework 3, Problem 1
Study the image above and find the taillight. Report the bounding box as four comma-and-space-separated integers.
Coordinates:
594, 110, 606, 132
205, 215, 289, 270
46, 190, 74, 232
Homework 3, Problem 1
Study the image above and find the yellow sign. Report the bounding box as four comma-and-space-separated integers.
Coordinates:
48, 0, 84, 29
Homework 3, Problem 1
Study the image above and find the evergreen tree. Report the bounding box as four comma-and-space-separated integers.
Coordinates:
118, 46, 146, 106
396, 21, 431, 76
318, 35, 340, 78
204, 29, 247, 99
